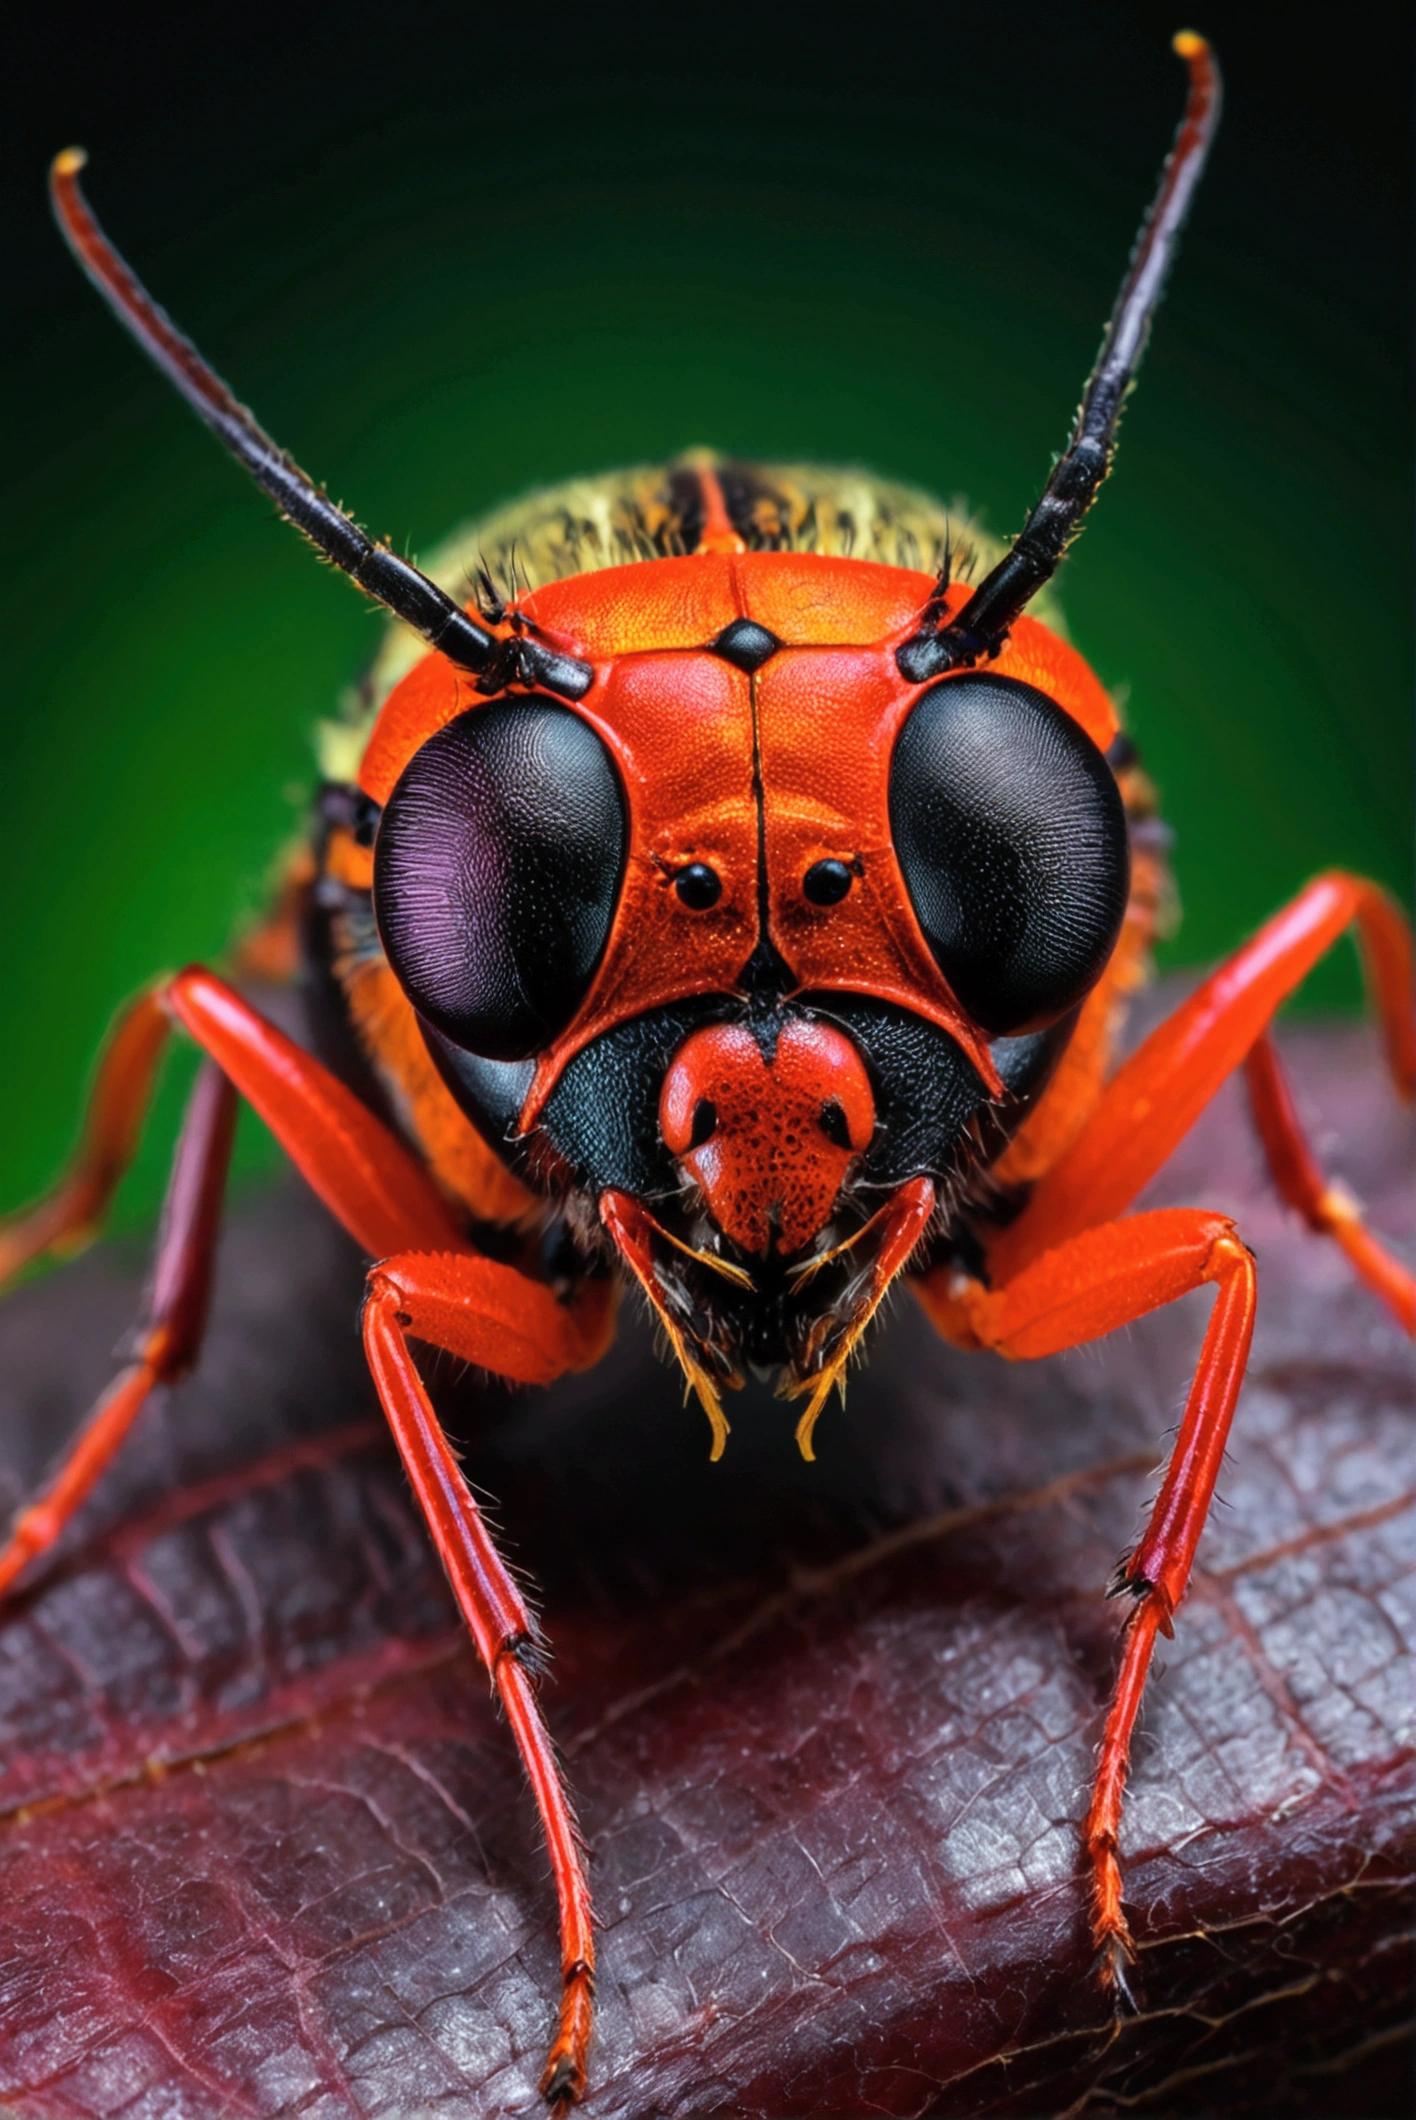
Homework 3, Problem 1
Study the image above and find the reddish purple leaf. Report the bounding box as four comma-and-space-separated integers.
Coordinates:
0, 1007, 1411, 2116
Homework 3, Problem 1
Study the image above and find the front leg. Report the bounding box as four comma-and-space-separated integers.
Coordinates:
3, 966, 614, 2105
363, 1253, 613, 2108
915, 1208, 1257, 1983
170, 973, 615, 2103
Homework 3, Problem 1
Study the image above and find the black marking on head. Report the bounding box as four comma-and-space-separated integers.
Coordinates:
739, 935, 795, 1014
989, 1012, 1081, 1105
711, 618, 781, 672
689, 1098, 718, 1149
809, 996, 991, 1190
421, 1022, 536, 1157
819, 1099, 853, 1150
540, 1000, 727, 1198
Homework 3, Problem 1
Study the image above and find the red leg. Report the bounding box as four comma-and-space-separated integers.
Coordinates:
4, 966, 614, 2099
1244, 1030, 1414, 1329
163, 966, 467, 1259
0, 985, 171, 1288
364, 1253, 610, 2108
0, 967, 468, 1589
0, 1061, 236, 1596
3, 966, 614, 2097
2, 969, 612, 1574
917, 1208, 1258, 1978
0, 953, 471, 1287
990, 872, 1414, 1284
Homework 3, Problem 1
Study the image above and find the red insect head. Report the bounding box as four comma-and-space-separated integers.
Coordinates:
358, 538, 1131, 1450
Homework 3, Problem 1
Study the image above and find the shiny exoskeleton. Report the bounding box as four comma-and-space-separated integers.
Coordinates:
306, 456, 1147, 1455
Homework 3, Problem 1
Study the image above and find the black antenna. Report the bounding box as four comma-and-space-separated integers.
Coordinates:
49, 150, 592, 700
898, 32, 1221, 684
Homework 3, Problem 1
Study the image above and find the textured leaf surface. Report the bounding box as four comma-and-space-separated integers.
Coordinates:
0, 1010, 1411, 2117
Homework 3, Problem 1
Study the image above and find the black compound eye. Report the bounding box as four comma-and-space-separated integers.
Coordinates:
675, 862, 722, 910
803, 858, 854, 906
374, 698, 626, 1061
889, 672, 1129, 1034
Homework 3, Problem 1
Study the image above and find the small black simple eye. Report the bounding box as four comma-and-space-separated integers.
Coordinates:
675, 862, 722, 910
374, 698, 626, 1062
889, 672, 1129, 1034
804, 858, 854, 907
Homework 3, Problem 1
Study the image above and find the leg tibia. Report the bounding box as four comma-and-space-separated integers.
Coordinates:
1084, 1596, 1167, 1982
362, 1278, 541, 1666
1118, 1227, 1256, 1614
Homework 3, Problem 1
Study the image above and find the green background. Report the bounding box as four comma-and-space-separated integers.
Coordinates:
2, 0, 1409, 1232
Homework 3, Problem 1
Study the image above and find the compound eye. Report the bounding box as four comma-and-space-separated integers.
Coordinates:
374, 699, 626, 1061
889, 673, 1129, 1034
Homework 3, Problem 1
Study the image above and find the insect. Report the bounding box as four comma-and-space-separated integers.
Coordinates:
2, 28, 1412, 2109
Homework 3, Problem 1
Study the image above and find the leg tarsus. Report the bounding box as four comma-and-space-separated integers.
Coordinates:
542, 1962, 595, 2110
1078, 1231, 1254, 1974
1094, 1923, 1139, 2012
1084, 1591, 1168, 2000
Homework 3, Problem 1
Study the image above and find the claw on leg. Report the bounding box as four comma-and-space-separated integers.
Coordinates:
1093, 1914, 1138, 2011
1084, 1589, 1171, 2003
542, 1963, 595, 2111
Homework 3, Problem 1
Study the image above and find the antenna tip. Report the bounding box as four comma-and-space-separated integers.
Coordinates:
51, 146, 89, 182
1171, 30, 1209, 61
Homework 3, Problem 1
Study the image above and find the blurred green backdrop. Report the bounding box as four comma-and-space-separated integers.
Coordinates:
2, 0, 1409, 1231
